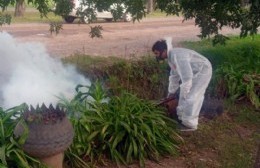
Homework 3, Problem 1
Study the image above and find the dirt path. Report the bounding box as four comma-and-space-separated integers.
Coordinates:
3, 16, 240, 58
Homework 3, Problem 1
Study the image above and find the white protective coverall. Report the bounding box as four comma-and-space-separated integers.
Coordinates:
165, 39, 212, 129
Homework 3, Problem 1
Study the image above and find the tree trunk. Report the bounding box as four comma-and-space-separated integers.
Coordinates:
146, 0, 153, 14
14, 0, 26, 17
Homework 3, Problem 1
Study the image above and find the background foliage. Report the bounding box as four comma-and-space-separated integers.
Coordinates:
63, 56, 170, 100
182, 35, 260, 108
156, 0, 260, 44
1, 0, 259, 42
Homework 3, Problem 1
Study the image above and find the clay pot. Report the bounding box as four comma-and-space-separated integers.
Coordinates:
14, 116, 74, 167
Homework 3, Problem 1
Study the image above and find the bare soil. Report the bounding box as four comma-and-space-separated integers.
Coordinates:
4, 16, 240, 58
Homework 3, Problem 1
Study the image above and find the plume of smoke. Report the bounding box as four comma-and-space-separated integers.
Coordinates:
0, 32, 91, 109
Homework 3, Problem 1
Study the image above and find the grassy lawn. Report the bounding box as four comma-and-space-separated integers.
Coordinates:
3, 7, 63, 23
179, 103, 259, 168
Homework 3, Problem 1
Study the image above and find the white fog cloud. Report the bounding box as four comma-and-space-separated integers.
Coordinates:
0, 32, 90, 109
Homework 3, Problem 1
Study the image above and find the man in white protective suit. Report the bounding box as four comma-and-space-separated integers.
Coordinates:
152, 38, 212, 131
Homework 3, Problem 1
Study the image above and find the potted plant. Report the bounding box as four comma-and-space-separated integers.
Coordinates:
14, 104, 74, 168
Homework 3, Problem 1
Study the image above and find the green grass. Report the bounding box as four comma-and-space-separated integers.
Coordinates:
217, 106, 257, 167
146, 10, 171, 18
63, 54, 124, 69
3, 7, 63, 23
180, 102, 260, 167
2, 7, 171, 23
181, 35, 260, 70
11, 12, 63, 23
181, 35, 260, 108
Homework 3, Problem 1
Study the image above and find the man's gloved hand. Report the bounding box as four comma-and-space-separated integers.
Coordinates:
181, 80, 192, 99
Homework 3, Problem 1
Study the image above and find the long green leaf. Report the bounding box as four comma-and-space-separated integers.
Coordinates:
101, 123, 111, 139
0, 146, 7, 166
119, 121, 131, 133
10, 150, 30, 168
132, 138, 138, 158
15, 121, 29, 145
86, 130, 99, 142
126, 142, 133, 163
0, 163, 8, 168
112, 131, 126, 149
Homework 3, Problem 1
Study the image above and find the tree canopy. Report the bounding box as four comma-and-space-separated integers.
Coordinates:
1, 0, 259, 43
156, 0, 260, 44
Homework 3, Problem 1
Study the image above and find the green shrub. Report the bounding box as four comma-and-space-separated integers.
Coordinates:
182, 35, 260, 108
61, 82, 183, 167
106, 57, 169, 99
63, 55, 170, 100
